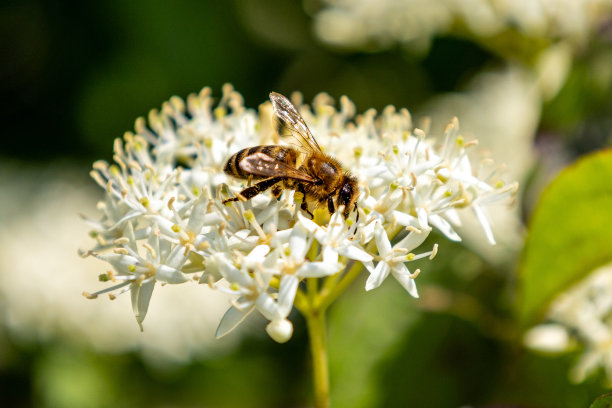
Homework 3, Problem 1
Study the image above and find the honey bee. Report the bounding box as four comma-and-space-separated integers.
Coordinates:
222, 92, 359, 219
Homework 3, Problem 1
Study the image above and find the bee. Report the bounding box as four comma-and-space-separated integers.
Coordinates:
222, 92, 359, 219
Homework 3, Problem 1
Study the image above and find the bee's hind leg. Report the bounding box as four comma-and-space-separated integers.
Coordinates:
300, 200, 313, 219
297, 184, 314, 219
223, 177, 283, 204
272, 185, 283, 200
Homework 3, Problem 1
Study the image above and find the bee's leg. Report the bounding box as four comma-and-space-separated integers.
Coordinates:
327, 195, 335, 214
348, 202, 359, 237
222, 177, 283, 204
297, 184, 314, 219
300, 200, 313, 219
272, 185, 283, 200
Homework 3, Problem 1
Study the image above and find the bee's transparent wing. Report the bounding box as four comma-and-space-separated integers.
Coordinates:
270, 92, 322, 154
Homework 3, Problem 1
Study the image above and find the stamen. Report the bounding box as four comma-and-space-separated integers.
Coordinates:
142, 242, 156, 258
82, 291, 97, 299
244, 210, 267, 239
429, 244, 438, 259
89, 171, 107, 189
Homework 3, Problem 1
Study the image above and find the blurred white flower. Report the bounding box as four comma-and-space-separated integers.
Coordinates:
425, 66, 539, 263
82, 85, 517, 342
525, 263, 612, 384
523, 323, 571, 353
314, 0, 612, 51
0, 166, 232, 366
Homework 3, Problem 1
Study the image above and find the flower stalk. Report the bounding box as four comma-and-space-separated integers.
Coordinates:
302, 278, 331, 408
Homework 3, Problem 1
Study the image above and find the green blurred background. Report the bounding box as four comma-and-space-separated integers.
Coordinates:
2, 0, 612, 407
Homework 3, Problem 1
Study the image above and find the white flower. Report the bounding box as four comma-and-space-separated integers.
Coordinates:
314, 0, 611, 52
84, 223, 190, 330
524, 264, 612, 384
298, 211, 373, 266
523, 324, 570, 354
83, 85, 516, 341
366, 221, 436, 297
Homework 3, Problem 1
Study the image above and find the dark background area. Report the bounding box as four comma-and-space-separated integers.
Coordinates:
2, 0, 498, 163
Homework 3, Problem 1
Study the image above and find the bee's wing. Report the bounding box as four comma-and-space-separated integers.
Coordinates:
239, 152, 317, 183
270, 92, 323, 154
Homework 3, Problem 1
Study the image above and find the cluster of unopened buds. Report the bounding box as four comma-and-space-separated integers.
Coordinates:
81, 84, 517, 343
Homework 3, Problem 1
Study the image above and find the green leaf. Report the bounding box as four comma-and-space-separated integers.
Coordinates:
591, 393, 612, 408
519, 149, 612, 324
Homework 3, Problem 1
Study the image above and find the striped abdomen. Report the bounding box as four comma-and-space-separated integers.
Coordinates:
223, 145, 298, 180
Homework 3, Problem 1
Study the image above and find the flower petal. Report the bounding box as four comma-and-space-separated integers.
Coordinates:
339, 243, 373, 262
277, 275, 299, 317
374, 221, 392, 256
365, 262, 390, 291
186, 193, 209, 233
289, 227, 310, 260
298, 261, 342, 278
243, 244, 271, 267
156, 264, 189, 284
416, 207, 429, 230
394, 226, 432, 252
322, 246, 339, 264
297, 211, 321, 234
472, 204, 496, 245
256, 292, 279, 321
130, 279, 155, 330
391, 264, 419, 298
215, 304, 255, 338
392, 210, 419, 228
429, 214, 462, 242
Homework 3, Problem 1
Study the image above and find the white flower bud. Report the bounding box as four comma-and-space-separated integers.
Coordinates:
523, 324, 570, 353
266, 319, 294, 343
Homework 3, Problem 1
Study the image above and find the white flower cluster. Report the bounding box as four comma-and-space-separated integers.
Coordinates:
524, 263, 612, 384
314, 0, 612, 51
82, 84, 516, 342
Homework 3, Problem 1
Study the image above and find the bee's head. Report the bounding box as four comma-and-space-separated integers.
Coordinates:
338, 175, 359, 218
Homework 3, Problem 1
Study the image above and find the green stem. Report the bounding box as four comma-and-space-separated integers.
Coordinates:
318, 260, 363, 311
299, 224, 404, 407
305, 307, 330, 408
